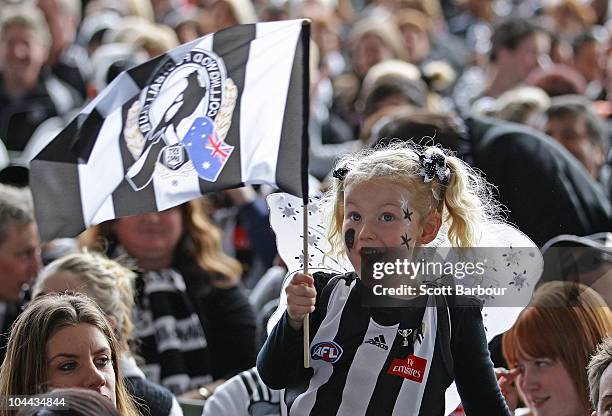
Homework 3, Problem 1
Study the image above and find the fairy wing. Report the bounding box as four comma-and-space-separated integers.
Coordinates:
267, 192, 353, 275
443, 222, 543, 414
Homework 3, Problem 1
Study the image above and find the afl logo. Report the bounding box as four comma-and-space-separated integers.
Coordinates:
311, 341, 343, 363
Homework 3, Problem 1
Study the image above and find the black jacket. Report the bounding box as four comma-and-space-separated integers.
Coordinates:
466, 116, 611, 246
0, 71, 81, 152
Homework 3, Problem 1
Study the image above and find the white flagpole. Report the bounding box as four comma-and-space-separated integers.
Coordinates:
303, 204, 310, 368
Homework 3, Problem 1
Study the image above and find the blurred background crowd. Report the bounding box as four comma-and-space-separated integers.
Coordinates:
0, 0, 610, 415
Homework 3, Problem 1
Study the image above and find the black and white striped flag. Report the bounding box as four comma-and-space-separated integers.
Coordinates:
31, 19, 310, 240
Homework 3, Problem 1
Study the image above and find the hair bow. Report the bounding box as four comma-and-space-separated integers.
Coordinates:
332, 167, 350, 181
418, 153, 450, 184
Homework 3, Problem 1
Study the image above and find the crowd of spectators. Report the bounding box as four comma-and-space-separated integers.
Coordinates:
0, 0, 610, 414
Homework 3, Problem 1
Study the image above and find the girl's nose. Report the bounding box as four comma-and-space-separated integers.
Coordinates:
358, 221, 377, 241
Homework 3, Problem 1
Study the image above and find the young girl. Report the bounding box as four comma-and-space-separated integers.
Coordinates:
257, 143, 512, 415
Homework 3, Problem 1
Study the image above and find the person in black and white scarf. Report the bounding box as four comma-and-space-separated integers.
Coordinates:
81, 199, 256, 398
258, 143, 513, 415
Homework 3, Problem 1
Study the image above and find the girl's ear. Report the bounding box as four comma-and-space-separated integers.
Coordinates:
418, 211, 442, 245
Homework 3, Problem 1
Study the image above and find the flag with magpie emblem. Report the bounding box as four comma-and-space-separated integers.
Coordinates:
30, 19, 310, 240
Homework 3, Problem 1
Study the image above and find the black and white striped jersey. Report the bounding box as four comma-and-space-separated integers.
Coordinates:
203, 367, 285, 416
257, 272, 511, 416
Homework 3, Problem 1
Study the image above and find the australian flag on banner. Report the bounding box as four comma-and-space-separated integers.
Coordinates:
182, 117, 234, 182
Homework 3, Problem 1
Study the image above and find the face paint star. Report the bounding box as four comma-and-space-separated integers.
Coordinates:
401, 234, 412, 249
399, 197, 413, 222
403, 208, 413, 222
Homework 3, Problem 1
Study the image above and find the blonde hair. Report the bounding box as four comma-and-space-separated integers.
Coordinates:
325, 142, 501, 255
0, 294, 139, 416
503, 282, 612, 413
32, 251, 135, 353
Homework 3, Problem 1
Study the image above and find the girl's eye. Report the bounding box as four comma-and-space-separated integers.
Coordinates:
348, 212, 361, 221
59, 362, 77, 372
381, 213, 395, 222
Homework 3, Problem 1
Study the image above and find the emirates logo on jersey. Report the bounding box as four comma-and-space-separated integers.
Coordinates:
311, 341, 343, 363
387, 354, 427, 383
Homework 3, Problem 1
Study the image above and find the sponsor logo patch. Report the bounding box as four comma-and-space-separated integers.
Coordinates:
365, 334, 389, 350
311, 341, 343, 363
387, 354, 427, 383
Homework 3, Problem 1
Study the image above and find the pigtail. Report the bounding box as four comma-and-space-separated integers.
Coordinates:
442, 155, 501, 247
324, 158, 354, 258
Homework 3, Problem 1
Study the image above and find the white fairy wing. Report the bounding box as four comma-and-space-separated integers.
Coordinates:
266, 192, 354, 335
267, 192, 353, 274
470, 222, 543, 340
444, 222, 543, 415
428, 222, 542, 341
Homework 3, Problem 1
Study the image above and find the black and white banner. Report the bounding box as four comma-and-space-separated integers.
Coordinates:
31, 19, 310, 240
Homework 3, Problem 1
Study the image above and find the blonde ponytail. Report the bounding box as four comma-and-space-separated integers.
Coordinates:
443, 156, 502, 247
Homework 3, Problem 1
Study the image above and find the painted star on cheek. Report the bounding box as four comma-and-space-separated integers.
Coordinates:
403, 208, 413, 222
401, 234, 412, 249
400, 197, 413, 222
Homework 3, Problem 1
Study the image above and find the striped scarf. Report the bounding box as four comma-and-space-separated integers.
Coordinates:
132, 267, 213, 394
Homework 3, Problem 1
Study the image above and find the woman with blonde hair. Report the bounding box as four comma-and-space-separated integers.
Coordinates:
500, 281, 612, 416
0, 294, 139, 416
80, 200, 256, 397
33, 251, 183, 416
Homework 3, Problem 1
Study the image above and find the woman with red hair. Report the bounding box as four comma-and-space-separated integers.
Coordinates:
500, 281, 612, 416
